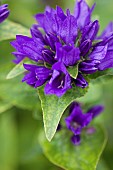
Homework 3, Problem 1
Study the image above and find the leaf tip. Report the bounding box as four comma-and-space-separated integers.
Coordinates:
6, 73, 11, 79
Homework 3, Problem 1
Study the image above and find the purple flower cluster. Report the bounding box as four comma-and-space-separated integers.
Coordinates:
0, 4, 9, 23
65, 102, 104, 145
11, 0, 113, 97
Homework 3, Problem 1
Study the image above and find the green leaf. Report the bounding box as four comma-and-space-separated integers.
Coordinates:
39, 125, 107, 170
0, 76, 41, 111
0, 20, 30, 41
77, 83, 102, 104
67, 64, 78, 79
0, 109, 18, 170
0, 99, 12, 114
38, 85, 88, 141
0, 40, 41, 111
89, 69, 113, 84
97, 160, 110, 170
6, 62, 25, 79
89, 68, 113, 80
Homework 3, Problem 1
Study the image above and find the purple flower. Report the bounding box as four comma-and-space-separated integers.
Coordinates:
74, 73, 88, 88
45, 62, 72, 97
0, 4, 10, 23
55, 42, 80, 66
22, 64, 52, 88
65, 102, 104, 145
11, 0, 113, 97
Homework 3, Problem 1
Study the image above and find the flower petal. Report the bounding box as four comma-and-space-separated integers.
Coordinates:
0, 4, 10, 23
71, 135, 81, 145
88, 105, 104, 118
55, 43, 80, 66
60, 15, 77, 45
74, 73, 88, 88
74, 0, 95, 28
44, 62, 72, 97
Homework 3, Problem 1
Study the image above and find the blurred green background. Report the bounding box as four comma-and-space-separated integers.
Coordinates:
0, 0, 113, 169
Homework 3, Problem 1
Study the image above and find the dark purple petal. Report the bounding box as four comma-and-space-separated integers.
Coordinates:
53, 14, 63, 34
97, 33, 113, 50
56, 6, 66, 21
98, 51, 113, 70
34, 13, 45, 29
42, 49, 55, 65
35, 13, 52, 33
60, 15, 77, 45
22, 64, 52, 88
65, 102, 92, 135
22, 45, 42, 62
71, 135, 81, 145
35, 66, 52, 79
11, 35, 35, 54
23, 64, 39, 71
55, 43, 80, 66
12, 52, 26, 64
80, 39, 92, 56
74, 0, 95, 28
82, 20, 99, 41
25, 77, 37, 85
35, 7, 59, 34
98, 59, 113, 70
11, 35, 44, 62
30, 24, 44, 40
91, 42, 113, 70
79, 60, 99, 74
45, 33, 59, 51
0, 4, 10, 23
74, 73, 88, 88
88, 105, 104, 118
22, 72, 35, 82
35, 79, 47, 88
89, 45, 108, 61
44, 62, 72, 97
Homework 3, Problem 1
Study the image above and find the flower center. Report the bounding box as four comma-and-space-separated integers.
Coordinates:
71, 122, 81, 129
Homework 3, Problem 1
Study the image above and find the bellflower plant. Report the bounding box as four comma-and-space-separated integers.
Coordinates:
0, 4, 10, 23
1, 0, 113, 169
65, 102, 104, 145
10, 0, 113, 97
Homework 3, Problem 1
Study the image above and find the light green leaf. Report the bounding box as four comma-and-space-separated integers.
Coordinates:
6, 62, 25, 79
0, 76, 40, 111
38, 85, 88, 141
0, 99, 12, 114
67, 64, 78, 79
89, 68, 113, 85
0, 40, 40, 111
0, 20, 30, 41
0, 110, 18, 170
89, 68, 113, 80
39, 125, 107, 170
77, 83, 102, 104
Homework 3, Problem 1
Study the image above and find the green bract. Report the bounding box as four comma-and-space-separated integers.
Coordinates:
38, 85, 88, 141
